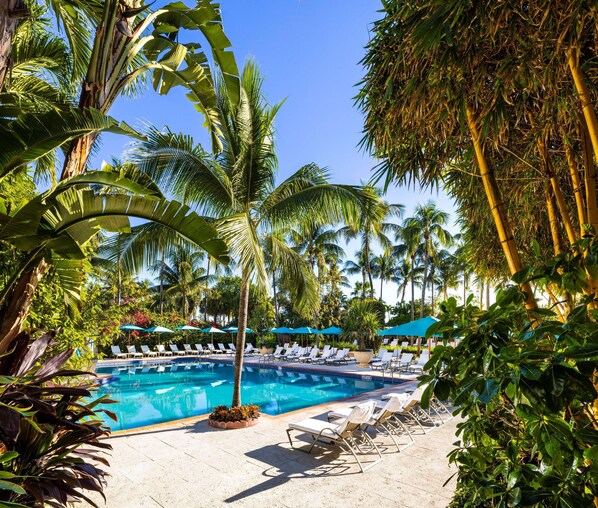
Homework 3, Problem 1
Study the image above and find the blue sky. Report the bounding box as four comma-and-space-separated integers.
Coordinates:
93, 0, 457, 303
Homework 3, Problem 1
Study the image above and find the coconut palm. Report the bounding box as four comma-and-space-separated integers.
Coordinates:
343, 249, 369, 299
291, 222, 345, 280
338, 185, 403, 298
403, 202, 453, 317
130, 62, 371, 406
370, 250, 397, 301
391, 258, 423, 305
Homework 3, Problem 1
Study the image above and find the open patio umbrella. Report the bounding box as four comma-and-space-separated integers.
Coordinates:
270, 326, 294, 334
290, 326, 320, 347
319, 326, 342, 348
177, 325, 201, 331
145, 326, 174, 333
200, 326, 226, 347
222, 326, 254, 334
119, 324, 145, 345
377, 316, 440, 353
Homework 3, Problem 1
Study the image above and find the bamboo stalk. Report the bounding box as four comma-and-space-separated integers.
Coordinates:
580, 116, 598, 233
538, 138, 579, 246
564, 141, 587, 237
466, 106, 537, 311
546, 184, 564, 256
568, 48, 598, 171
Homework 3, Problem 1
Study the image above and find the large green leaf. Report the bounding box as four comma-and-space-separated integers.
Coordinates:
0, 188, 229, 264
0, 108, 143, 180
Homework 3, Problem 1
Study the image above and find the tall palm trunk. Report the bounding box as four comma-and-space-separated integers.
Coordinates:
400, 280, 407, 303
0, 0, 26, 90
272, 271, 278, 325
364, 236, 375, 298
203, 256, 210, 322
466, 106, 537, 311
361, 268, 366, 299
410, 255, 415, 321
379, 276, 384, 300
232, 268, 250, 407
159, 248, 165, 315
420, 247, 429, 318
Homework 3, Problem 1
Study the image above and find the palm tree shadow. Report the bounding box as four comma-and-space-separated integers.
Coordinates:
223, 441, 370, 504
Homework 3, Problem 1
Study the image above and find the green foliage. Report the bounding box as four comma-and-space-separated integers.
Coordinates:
209, 404, 260, 422
341, 299, 381, 351
423, 285, 598, 506
0, 330, 115, 507
387, 301, 433, 326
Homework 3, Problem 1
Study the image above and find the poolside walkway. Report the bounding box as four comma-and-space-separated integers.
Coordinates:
88, 375, 459, 508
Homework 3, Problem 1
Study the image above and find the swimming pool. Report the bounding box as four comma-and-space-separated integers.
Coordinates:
93, 360, 399, 431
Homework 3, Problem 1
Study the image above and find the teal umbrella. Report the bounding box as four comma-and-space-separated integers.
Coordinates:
145, 326, 174, 333
177, 325, 201, 331
271, 327, 294, 334
222, 326, 254, 334
377, 316, 439, 336
319, 326, 341, 335
200, 326, 225, 347
119, 324, 144, 331
290, 326, 319, 347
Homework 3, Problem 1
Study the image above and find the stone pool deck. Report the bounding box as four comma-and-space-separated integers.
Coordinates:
88, 357, 459, 507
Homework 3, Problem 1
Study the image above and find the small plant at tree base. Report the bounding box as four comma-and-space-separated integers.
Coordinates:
209, 404, 260, 422
0, 330, 116, 507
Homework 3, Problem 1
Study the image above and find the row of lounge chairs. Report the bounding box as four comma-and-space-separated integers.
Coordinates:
286, 383, 452, 472
110, 342, 261, 359
262, 344, 357, 366
370, 348, 429, 374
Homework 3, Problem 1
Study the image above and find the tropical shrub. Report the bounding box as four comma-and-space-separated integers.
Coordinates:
209, 404, 260, 422
424, 285, 598, 506
341, 300, 381, 351
0, 330, 116, 507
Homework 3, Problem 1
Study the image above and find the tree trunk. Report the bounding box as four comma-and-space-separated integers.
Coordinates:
203, 257, 210, 322
379, 276, 383, 301
272, 271, 278, 325
547, 184, 565, 256
410, 256, 415, 321
361, 268, 366, 299
231, 268, 250, 407
463, 271, 467, 305
580, 116, 598, 233
0, 258, 48, 354
479, 279, 483, 310
159, 248, 165, 315
430, 271, 435, 314
466, 106, 537, 311
0, 0, 26, 91
568, 48, 598, 170
486, 282, 490, 309
420, 249, 429, 318
364, 237, 375, 299
564, 141, 587, 236
400, 281, 407, 303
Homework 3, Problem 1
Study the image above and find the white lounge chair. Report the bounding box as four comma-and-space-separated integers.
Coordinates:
408, 352, 430, 374
156, 344, 173, 356
312, 348, 334, 364
300, 347, 319, 363
141, 345, 158, 357
325, 348, 350, 365
370, 351, 393, 371
227, 343, 237, 355
170, 344, 186, 356
127, 345, 143, 358
372, 348, 388, 363
111, 345, 128, 359
217, 343, 228, 354
382, 338, 389, 345
328, 394, 415, 452
208, 343, 220, 354
286, 401, 382, 473
184, 344, 200, 355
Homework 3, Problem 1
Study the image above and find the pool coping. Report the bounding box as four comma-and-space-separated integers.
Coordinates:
97, 356, 416, 437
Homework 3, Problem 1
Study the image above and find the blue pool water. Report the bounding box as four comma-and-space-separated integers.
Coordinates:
92, 360, 398, 431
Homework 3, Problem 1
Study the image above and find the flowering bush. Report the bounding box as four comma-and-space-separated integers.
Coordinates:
209, 404, 260, 422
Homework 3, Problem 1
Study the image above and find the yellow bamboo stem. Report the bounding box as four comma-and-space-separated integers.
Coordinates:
466, 106, 537, 311
564, 142, 587, 237
538, 138, 579, 246
580, 116, 598, 233
568, 48, 598, 172
546, 184, 564, 256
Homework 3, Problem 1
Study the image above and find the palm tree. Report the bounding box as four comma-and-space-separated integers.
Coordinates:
403, 202, 453, 317
153, 246, 207, 320
434, 249, 461, 304
291, 222, 345, 281
371, 250, 397, 301
391, 258, 423, 305
131, 62, 371, 407
343, 250, 369, 299
392, 227, 422, 320
338, 185, 403, 298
